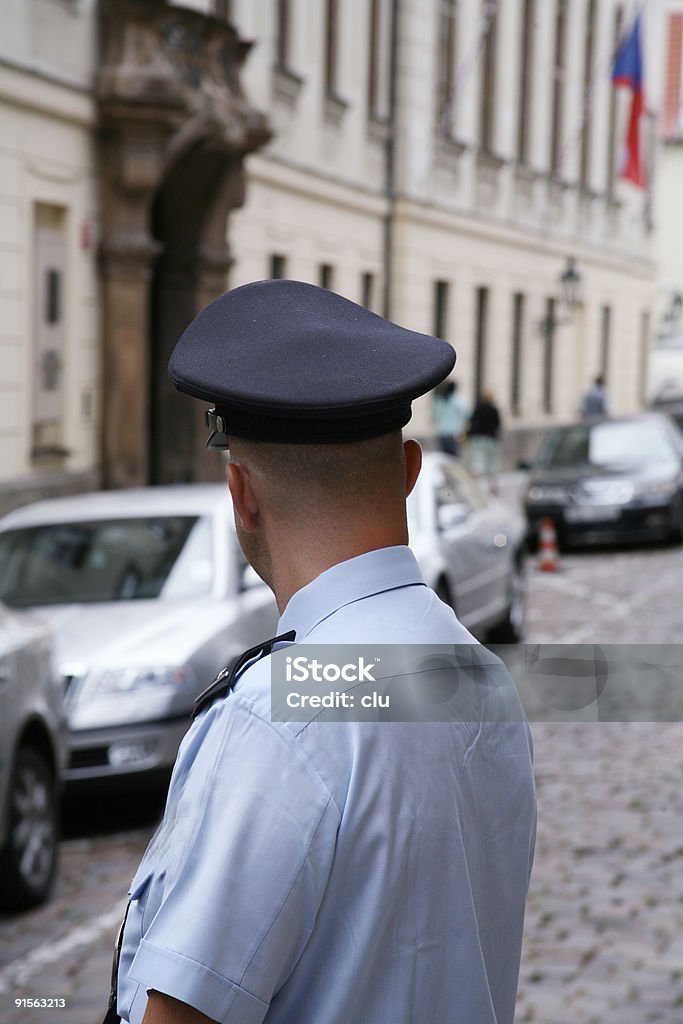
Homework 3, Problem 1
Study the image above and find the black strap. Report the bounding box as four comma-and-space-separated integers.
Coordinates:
192, 630, 296, 720
101, 900, 131, 1024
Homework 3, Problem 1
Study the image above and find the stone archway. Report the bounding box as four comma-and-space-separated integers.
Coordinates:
97, 0, 270, 488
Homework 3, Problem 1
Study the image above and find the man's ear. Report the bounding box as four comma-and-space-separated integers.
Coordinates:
403, 439, 422, 497
227, 463, 259, 532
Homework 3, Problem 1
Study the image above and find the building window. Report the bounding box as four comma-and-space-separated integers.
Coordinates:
600, 305, 611, 381
579, 0, 597, 188
474, 286, 488, 400
550, 0, 567, 177
543, 298, 555, 413
214, 0, 232, 19
433, 280, 450, 339
510, 293, 524, 417
32, 203, 68, 460
319, 263, 334, 290
480, 1, 498, 154
517, 0, 535, 163
368, 0, 392, 121
436, 0, 458, 135
276, 0, 291, 67
361, 271, 375, 309
324, 0, 339, 94
663, 13, 683, 141
607, 5, 625, 195
639, 310, 650, 405
270, 253, 287, 279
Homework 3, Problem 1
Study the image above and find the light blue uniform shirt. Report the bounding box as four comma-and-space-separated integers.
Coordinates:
118, 546, 536, 1024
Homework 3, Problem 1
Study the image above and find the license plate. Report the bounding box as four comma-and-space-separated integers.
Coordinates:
564, 506, 620, 523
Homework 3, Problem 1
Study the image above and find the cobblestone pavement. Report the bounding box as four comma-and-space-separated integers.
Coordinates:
514, 474, 683, 1022
2, 476, 682, 1024
0, 805, 157, 1024
515, 722, 683, 1024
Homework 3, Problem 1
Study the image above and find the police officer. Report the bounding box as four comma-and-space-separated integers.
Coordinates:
110, 280, 536, 1024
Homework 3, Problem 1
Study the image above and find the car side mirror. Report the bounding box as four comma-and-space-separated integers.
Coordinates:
437, 502, 470, 532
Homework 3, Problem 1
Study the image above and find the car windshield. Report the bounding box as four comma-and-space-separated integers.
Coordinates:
539, 420, 675, 470
0, 515, 214, 608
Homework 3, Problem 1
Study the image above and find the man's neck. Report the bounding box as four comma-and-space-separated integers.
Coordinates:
270, 527, 408, 614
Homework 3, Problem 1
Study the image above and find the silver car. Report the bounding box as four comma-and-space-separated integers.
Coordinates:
409, 453, 527, 642
0, 603, 65, 911
0, 464, 525, 792
0, 486, 278, 792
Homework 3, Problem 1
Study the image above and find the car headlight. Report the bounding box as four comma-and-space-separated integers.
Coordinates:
525, 485, 568, 505
633, 479, 678, 501
84, 665, 196, 698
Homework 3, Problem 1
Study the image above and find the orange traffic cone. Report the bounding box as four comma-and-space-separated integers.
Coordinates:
537, 517, 560, 572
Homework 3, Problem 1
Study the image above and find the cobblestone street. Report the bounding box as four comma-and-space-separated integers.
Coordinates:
516, 721, 683, 1023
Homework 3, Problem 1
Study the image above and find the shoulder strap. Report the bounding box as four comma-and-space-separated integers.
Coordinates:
192, 630, 296, 720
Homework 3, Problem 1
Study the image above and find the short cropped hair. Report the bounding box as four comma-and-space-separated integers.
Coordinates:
229, 432, 406, 523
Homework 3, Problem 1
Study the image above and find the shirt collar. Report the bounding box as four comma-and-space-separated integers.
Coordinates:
277, 545, 427, 640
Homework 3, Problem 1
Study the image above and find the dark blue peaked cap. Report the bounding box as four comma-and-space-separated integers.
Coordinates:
168, 279, 456, 447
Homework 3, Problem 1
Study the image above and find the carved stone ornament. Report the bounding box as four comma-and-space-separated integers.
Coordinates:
98, 0, 271, 186
96, 0, 271, 490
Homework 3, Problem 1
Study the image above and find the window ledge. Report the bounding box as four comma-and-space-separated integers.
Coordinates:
438, 133, 467, 158
548, 174, 572, 191
515, 162, 542, 182
477, 149, 507, 170
272, 63, 305, 106
31, 444, 71, 461
323, 90, 349, 127
367, 111, 391, 144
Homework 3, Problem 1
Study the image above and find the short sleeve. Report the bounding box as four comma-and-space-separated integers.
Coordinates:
127, 696, 339, 1024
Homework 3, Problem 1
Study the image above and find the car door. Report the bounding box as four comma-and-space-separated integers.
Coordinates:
435, 461, 508, 630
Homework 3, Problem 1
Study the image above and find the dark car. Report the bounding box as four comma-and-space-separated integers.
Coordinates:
650, 392, 683, 433
524, 414, 683, 549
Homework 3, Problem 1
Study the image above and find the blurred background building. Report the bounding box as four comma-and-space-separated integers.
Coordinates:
651, 0, 683, 402
0, 0, 666, 513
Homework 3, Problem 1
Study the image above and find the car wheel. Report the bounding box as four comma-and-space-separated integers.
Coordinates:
0, 747, 59, 912
487, 553, 526, 644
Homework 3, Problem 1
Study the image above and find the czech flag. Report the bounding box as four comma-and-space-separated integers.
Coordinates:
612, 15, 646, 188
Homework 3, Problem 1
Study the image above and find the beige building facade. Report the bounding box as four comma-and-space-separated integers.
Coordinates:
0, 0, 667, 511
0, 0, 266, 510
228, 0, 662, 451
0, 0, 99, 506
652, 0, 683, 399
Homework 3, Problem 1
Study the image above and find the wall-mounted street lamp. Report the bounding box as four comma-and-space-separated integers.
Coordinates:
658, 290, 683, 342
538, 257, 583, 338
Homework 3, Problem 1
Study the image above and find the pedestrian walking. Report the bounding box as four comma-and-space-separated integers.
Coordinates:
467, 390, 502, 486
105, 281, 536, 1024
579, 375, 609, 419
430, 379, 470, 456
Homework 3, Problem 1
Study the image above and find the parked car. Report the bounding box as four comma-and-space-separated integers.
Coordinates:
0, 602, 65, 911
523, 413, 683, 549
0, 486, 279, 793
409, 453, 527, 642
0, 467, 526, 794
650, 389, 683, 433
